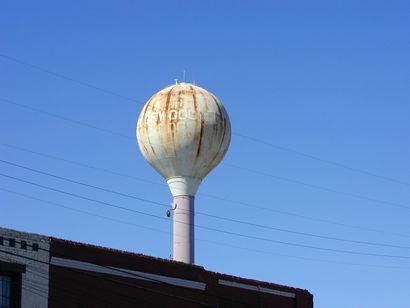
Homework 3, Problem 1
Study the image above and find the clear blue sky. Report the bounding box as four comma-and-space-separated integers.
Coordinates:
1, 1, 409, 307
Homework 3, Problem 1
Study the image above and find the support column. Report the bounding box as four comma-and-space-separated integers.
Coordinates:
172, 195, 194, 264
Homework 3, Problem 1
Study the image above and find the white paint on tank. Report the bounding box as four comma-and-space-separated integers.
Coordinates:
136, 82, 231, 197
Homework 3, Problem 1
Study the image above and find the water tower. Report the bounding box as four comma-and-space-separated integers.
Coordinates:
136, 82, 231, 264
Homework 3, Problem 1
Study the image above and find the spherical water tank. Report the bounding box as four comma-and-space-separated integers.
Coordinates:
136, 83, 231, 196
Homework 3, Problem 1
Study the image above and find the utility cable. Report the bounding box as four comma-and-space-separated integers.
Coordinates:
2, 158, 410, 250
0, 53, 137, 102
4, 187, 410, 271
22, 264, 159, 307
2, 172, 410, 259
0, 249, 218, 307
2, 97, 408, 212
226, 163, 410, 211
0, 98, 132, 140
3, 142, 409, 239
0, 159, 167, 208
0, 187, 170, 236
5, 242, 257, 308
23, 266, 165, 307
233, 132, 410, 188
2, 52, 408, 188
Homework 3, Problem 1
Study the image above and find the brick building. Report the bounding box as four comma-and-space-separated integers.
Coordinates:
0, 227, 313, 307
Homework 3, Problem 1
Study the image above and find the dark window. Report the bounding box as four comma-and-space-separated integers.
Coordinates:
20, 241, 27, 250
0, 272, 22, 308
8, 239, 15, 248
32, 243, 38, 251
0, 237, 3, 245
0, 275, 11, 308
0, 262, 24, 308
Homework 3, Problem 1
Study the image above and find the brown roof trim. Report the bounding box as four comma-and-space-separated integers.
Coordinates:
50, 237, 205, 269
50, 237, 312, 297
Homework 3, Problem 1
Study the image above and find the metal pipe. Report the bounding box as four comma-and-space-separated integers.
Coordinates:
172, 195, 194, 264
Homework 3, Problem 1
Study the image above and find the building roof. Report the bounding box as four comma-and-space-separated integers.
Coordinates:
0, 227, 313, 307
50, 237, 312, 297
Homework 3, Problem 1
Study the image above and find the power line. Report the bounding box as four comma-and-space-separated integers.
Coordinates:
0, 187, 170, 236
22, 286, 48, 301
1, 52, 408, 188
233, 132, 410, 188
0, 143, 161, 186
226, 163, 410, 211
0, 54, 410, 190
0, 98, 132, 140
21, 270, 161, 307
23, 265, 161, 307
0, 248, 218, 307
5, 187, 410, 271
2, 158, 410, 250
198, 211, 410, 249
199, 191, 410, 239
7, 240, 256, 308
0, 159, 167, 208
3, 142, 409, 239
0, 172, 166, 220
2, 172, 410, 259
2, 97, 408, 212
2, 59, 409, 251
0, 53, 137, 103
199, 237, 410, 271
3, 247, 218, 307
